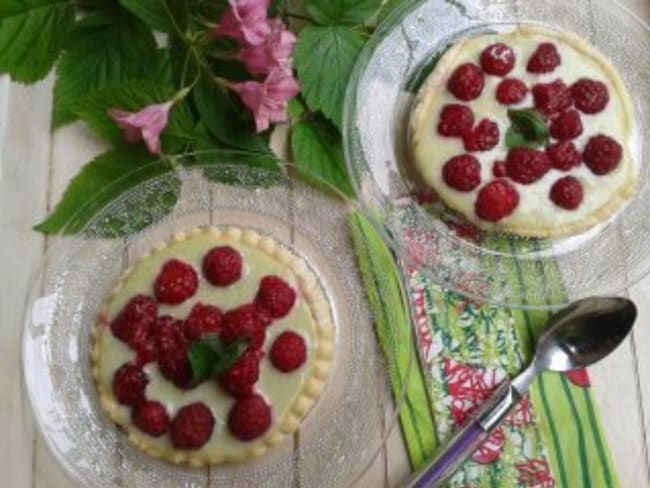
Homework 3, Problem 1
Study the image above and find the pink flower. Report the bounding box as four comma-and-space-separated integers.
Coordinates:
232, 68, 300, 132
215, 0, 272, 46
238, 19, 296, 74
107, 101, 173, 156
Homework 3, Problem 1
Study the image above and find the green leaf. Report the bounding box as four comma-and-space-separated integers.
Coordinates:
0, 0, 75, 83
373, 0, 404, 24
506, 109, 549, 149
294, 25, 365, 130
304, 0, 381, 25
35, 147, 180, 236
71, 80, 193, 153
406, 45, 451, 93
119, 0, 188, 35
189, 336, 248, 383
52, 8, 161, 127
291, 116, 353, 197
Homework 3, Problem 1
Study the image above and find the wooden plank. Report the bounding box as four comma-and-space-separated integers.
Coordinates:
0, 78, 51, 488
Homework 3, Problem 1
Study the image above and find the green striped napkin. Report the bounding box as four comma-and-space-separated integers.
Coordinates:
349, 212, 618, 488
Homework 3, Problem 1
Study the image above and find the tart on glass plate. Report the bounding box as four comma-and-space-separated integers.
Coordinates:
92, 226, 334, 466
410, 23, 637, 237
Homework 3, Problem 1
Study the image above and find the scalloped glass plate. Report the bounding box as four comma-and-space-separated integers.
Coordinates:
344, 0, 650, 309
22, 157, 412, 487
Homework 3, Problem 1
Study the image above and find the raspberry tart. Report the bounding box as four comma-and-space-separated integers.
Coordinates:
410, 24, 637, 237
92, 227, 334, 465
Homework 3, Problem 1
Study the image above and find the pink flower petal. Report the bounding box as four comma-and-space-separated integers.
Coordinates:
238, 19, 296, 74
216, 0, 272, 45
107, 101, 172, 156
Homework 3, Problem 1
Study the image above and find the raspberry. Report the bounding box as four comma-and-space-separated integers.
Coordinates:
583, 135, 623, 175
110, 295, 157, 349
227, 394, 272, 441
549, 110, 583, 140
184, 303, 222, 341
480, 43, 515, 76
219, 350, 261, 398
532, 80, 573, 118
442, 155, 481, 192
437, 104, 474, 137
505, 148, 551, 184
546, 141, 582, 171
270, 331, 307, 372
571, 78, 609, 114
463, 119, 500, 152
495, 78, 528, 105
155, 318, 194, 389
112, 363, 148, 406
255, 276, 297, 319
132, 400, 170, 437
221, 304, 267, 349
154, 260, 198, 305
171, 403, 215, 449
202, 246, 243, 287
475, 180, 520, 222
550, 176, 584, 210
492, 161, 507, 178
527, 43, 561, 73
447, 63, 485, 101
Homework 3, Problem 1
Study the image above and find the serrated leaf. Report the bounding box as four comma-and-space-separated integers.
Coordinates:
189, 337, 248, 383
119, 0, 188, 35
52, 8, 160, 127
0, 0, 75, 83
291, 116, 353, 197
71, 80, 193, 153
506, 109, 549, 149
304, 0, 381, 25
35, 147, 180, 236
294, 26, 365, 130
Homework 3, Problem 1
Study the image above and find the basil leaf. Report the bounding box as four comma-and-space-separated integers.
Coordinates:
188, 336, 248, 383
506, 109, 549, 149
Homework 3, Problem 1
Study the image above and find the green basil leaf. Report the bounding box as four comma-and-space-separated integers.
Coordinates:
189, 336, 248, 383
506, 109, 549, 149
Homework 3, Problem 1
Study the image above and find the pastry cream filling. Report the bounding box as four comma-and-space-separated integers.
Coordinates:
411, 25, 636, 237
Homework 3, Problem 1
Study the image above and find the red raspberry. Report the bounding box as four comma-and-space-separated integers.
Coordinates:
546, 141, 582, 171
549, 110, 583, 140
219, 350, 261, 398
550, 176, 584, 210
442, 155, 481, 192
583, 135, 623, 175
495, 78, 528, 105
527, 43, 561, 73
132, 400, 170, 437
221, 304, 266, 349
154, 260, 198, 305
505, 148, 551, 184
202, 246, 243, 287
110, 295, 157, 349
255, 276, 297, 319
112, 363, 148, 406
463, 119, 500, 152
184, 303, 222, 341
571, 78, 609, 114
227, 394, 272, 441
475, 180, 520, 222
480, 43, 515, 76
171, 403, 215, 449
270, 331, 307, 372
447, 63, 485, 101
437, 104, 474, 137
155, 318, 194, 389
532, 80, 573, 118
492, 161, 507, 178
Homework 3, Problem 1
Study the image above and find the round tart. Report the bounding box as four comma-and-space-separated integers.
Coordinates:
410, 24, 637, 237
91, 226, 334, 466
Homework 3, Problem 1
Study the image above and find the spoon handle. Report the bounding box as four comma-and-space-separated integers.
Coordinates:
404, 380, 521, 488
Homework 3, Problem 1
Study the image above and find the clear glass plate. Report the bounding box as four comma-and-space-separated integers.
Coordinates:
344, 0, 650, 309
22, 157, 412, 487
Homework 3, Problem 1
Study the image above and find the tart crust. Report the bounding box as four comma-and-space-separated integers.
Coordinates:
410, 24, 637, 237
92, 226, 334, 466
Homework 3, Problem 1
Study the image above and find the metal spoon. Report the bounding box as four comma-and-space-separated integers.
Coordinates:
405, 297, 637, 488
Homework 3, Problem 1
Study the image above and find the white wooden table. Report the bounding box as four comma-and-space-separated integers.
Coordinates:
1, 2, 649, 486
